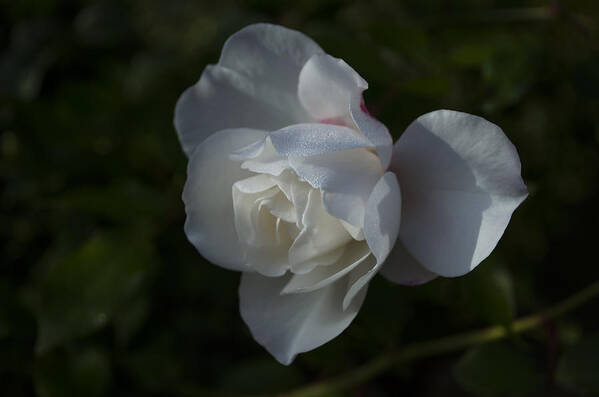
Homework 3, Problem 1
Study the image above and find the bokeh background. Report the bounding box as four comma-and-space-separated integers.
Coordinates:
2, 0, 599, 396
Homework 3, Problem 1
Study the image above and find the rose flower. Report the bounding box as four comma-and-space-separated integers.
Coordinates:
174, 24, 527, 364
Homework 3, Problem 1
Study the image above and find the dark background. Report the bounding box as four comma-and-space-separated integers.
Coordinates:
2, 0, 599, 396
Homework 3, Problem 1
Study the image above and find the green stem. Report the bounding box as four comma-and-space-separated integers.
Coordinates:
279, 280, 599, 397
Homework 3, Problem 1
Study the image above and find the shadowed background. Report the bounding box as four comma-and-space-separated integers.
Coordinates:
2, 0, 599, 396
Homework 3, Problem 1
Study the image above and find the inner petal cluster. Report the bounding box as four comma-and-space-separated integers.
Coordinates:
232, 171, 356, 277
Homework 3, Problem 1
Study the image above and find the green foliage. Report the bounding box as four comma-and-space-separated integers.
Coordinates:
33, 232, 156, 353
34, 348, 112, 397
459, 263, 516, 326
557, 335, 599, 395
453, 342, 543, 397
219, 358, 305, 394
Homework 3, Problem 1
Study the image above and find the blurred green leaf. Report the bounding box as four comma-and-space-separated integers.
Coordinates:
219, 358, 305, 394
450, 43, 494, 67
113, 295, 149, 346
34, 348, 111, 397
480, 34, 540, 112
454, 342, 543, 397
120, 333, 184, 393
53, 180, 166, 224
556, 334, 599, 395
0, 281, 36, 394
400, 76, 452, 98
34, 232, 156, 353
459, 264, 515, 326
350, 277, 412, 349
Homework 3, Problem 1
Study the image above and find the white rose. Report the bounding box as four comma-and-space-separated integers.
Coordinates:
174, 24, 528, 365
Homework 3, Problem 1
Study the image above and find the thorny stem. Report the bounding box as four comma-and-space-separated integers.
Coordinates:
278, 280, 599, 397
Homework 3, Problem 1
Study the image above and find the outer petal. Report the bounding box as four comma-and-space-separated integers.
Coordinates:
239, 272, 367, 365
297, 53, 393, 169
343, 172, 401, 309
219, 23, 323, 105
393, 110, 528, 277
298, 54, 366, 119
183, 128, 268, 271
379, 240, 438, 286
175, 24, 323, 157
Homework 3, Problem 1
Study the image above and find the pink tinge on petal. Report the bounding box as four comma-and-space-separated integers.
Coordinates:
319, 116, 352, 128
359, 97, 370, 116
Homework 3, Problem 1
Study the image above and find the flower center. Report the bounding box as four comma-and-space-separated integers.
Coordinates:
232, 171, 355, 277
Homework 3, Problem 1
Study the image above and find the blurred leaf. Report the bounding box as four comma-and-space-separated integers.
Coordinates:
0, 281, 36, 394
74, 2, 132, 47
454, 342, 543, 397
113, 295, 149, 346
219, 358, 305, 394
450, 43, 494, 67
480, 34, 540, 112
350, 277, 412, 349
572, 56, 599, 99
35, 232, 156, 353
556, 334, 599, 395
400, 76, 452, 98
120, 333, 184, 393
34, 348, 111, 397
459, 264, 515, 326
53, 180, 166, 224
0, 281, 36, 344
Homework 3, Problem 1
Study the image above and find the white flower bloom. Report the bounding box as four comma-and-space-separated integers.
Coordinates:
174, 23, 528, 365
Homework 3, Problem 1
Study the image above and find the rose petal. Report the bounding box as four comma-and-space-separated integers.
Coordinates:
183, 128, 268, 271
343, 255, 378, 310
288, 189, 352, 274
233, 174, 278, 194
282, 241, 371, 294
273, 171, 312, 230
393, 110, 528, 277
261, 191, 296, 223
343, 172, 401, 309
230, 137, 267, 160
239, 271, 367, 365
220, 23, 323, 107
244, 233, 292, 277
349, 94, 393, 169
174, 66, 295, 157
175, 23, 323, 157
240, 138, 290, 176
289, 148, 384, 229
298, 54, 366, 120
340, 219, 365, 241
270, 123, 373, 157
297, 53, 393, 169
363, 172, 402, 264
379, 240, 438, 286
232, 175, 295, 277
